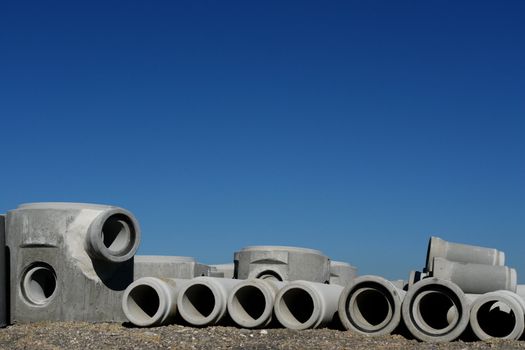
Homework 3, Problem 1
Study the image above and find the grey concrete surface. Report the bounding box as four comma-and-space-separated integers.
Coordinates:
431, 257, 517, 294
235, 246, 330, 283
133, 256, 211, 280
209, 263, 235, 279
122, 277, 190, 327
176, 276, 243, 326
469, 290, 525, 340
338, 275, 406, 336
329, 260, 358, 286
273, 280, 343, 330
402, 277, 471, 343
6, 202, 141, 323
227, 279, 286, 329
425, 236, 505, 272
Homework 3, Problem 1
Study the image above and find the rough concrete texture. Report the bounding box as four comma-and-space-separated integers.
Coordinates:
5, 202, 141, 323
431, 257, 517, 294
134, 256, 211, 279
209, 263, 235, 279
425, 236, 505, 272
0, 215, 6, 328
273, 280, 343, 330
329, 260, 357, 286
338, 275, 406, 336
234, 246, 330, 283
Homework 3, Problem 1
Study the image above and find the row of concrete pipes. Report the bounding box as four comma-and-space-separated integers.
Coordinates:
125, 247, 524, 342
1, 202, 523, 343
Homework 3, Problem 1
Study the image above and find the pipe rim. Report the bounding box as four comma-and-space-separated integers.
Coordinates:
402, 278, 469, 342
122, 278, 168, 327
274, 282, 321, 330
338, 276, 402, 336
469, 292, 524, 340
228, 279, 274, 328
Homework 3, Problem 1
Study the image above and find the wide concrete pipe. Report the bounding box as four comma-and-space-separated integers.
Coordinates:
122, 277, 190, 327
338, 275, 406, 336
469, 290, 525, 340
176, 276, 243, 326
402, 277, 471, 342
274, 280, 343, 330
227, 279, 286, 328
432, 257, 517, 294
425, 236, 504, 272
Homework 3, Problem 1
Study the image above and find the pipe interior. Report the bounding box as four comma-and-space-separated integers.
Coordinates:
418, 291, 456, 330
23, 264, 57, 304
181, 284, 216, 319
351, 288, 391, 328
126, 285, 160, 323
476, 300, 516, 338
231, 285, 266, 322
279, 288, 314, 326
101, 214, 134, 254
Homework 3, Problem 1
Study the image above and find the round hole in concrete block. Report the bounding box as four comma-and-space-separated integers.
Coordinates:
21, 262, 57, 306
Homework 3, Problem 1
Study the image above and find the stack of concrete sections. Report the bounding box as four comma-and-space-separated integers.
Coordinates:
1, 201, 523, 344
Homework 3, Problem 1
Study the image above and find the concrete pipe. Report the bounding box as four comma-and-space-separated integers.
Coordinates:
227, 279, 286, 328
402, 277, 471, 342
338, 275, 406, 336
469, 290, 525, 340
122, 277, 190, 327
431, 257, 517, 294
274, 280, 343, 330
425, 236, 504, 272
177, 276, 243, 326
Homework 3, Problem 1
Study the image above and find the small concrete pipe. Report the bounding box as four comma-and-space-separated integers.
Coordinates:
122, 277, 190, 327
227, 279, 286, 328
432, 257, 517, 294
338, 275, 406, 336
177, 276, 243, 326
425, 236, 504, 272
469, 290, 525, 340
402, 277, 471, 342
274, 280, 343, 330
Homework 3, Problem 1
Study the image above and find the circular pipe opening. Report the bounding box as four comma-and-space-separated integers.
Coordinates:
180, 284, 216, 321
349, 287, 392, 331
256, 270, 283, 282
126, 284, 161, 324
231, 285, 266, 323
101, 214, 134, 254
22, 263, 57, 306
278, 288, 315, 327
476, 301, 516, 338
413, 288, 460, 334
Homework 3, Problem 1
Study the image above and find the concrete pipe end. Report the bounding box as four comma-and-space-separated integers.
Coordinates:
338, 275, 403, 336
177, 279, 222, 326
227, 279, 275, 328
122, 277, 169, 327
469, 291, 525, 340
274, 282, 321, 330
21, 262, 57, 306
402, 277, 470, 343
86, 208, 141, 263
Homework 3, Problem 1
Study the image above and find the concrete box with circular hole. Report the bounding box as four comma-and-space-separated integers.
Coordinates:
133, 255, 212, 279
234, 246, 330, 283
5, 203, 141, 323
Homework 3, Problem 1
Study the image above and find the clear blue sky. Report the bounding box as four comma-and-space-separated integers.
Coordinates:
1, 1, 524, 280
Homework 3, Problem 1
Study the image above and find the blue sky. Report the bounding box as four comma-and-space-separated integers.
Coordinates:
1, 1, 524, 280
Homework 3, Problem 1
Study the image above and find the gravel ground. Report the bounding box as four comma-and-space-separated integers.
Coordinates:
1, 322, 525, 350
